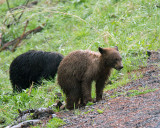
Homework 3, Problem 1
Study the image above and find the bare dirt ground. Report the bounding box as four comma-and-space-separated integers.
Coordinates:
57, 51, 160, 128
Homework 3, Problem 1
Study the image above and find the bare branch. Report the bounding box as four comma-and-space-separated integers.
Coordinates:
17, 0, 30, 23
11, 20, 29, 52
28, 81, 34, 96
10, 1, 38, 11
8, 120, 41, 128
0, 23, 45, 52
6, 0, 17, 23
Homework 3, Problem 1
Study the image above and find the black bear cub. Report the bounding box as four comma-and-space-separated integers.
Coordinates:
10, 50, 63, 92
58, 46, 123, 110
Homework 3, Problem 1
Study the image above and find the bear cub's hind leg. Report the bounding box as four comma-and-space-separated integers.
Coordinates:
66, 89, 80, 110
81, 80, 93, 105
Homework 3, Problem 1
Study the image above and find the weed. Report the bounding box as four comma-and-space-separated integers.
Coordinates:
127, 88, 156, 97
97, 109, 104, 114
46, 117, 66, 128
83, 109, 94, 115
86, 102, 94, 106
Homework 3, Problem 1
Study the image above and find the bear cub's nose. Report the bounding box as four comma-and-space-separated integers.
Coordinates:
117, 66, 123, 71
119, 66, 123, 70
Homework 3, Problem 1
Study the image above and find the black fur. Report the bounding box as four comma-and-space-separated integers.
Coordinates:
9, 50, 63, 92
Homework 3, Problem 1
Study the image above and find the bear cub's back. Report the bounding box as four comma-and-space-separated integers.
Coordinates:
58, 50, 101, 80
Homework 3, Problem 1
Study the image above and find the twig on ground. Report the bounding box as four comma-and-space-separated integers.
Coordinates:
17, 0, 30, 23
6, 0, 38, 28
18, 109, 35, 116
6, 119, 41, 128
6, 0, 17, 23
10, 1, 38, 11
11, 20, 29, 52
0, 23, 45, 52
28, 81, 34, 96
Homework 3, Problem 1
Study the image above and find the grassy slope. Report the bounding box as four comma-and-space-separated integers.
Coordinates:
0, 0, 160, 127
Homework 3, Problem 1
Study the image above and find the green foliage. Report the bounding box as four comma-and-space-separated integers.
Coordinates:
86, 102, 94, 106
74, 108, 81, 116
0, 0, 159, 127
105, 74, 130, 91
127, 87, 156, 97
83, 109, 94, 115
97, 109, 104, 114
46, 117, 66, 128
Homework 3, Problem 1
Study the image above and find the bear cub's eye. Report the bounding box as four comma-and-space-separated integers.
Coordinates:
115, 58, 119, 61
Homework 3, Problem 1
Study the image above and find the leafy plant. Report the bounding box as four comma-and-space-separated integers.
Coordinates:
46, 117, 66, 128
97, 109, 104, 114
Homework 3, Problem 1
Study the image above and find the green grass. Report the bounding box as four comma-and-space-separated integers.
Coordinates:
126, 87, 157, 97
46, 117, 66, 128
0, 0, 160, 127
97, 109, 104, 114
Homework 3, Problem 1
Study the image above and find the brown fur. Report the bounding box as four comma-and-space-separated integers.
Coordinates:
57, 47, 123, 110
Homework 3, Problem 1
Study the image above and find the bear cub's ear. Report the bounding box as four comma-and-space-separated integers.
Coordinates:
98, 47, 105, 54
115, 46, 119, 51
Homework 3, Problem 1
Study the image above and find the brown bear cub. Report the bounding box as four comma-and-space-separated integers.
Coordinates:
57, 46, 123, 110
